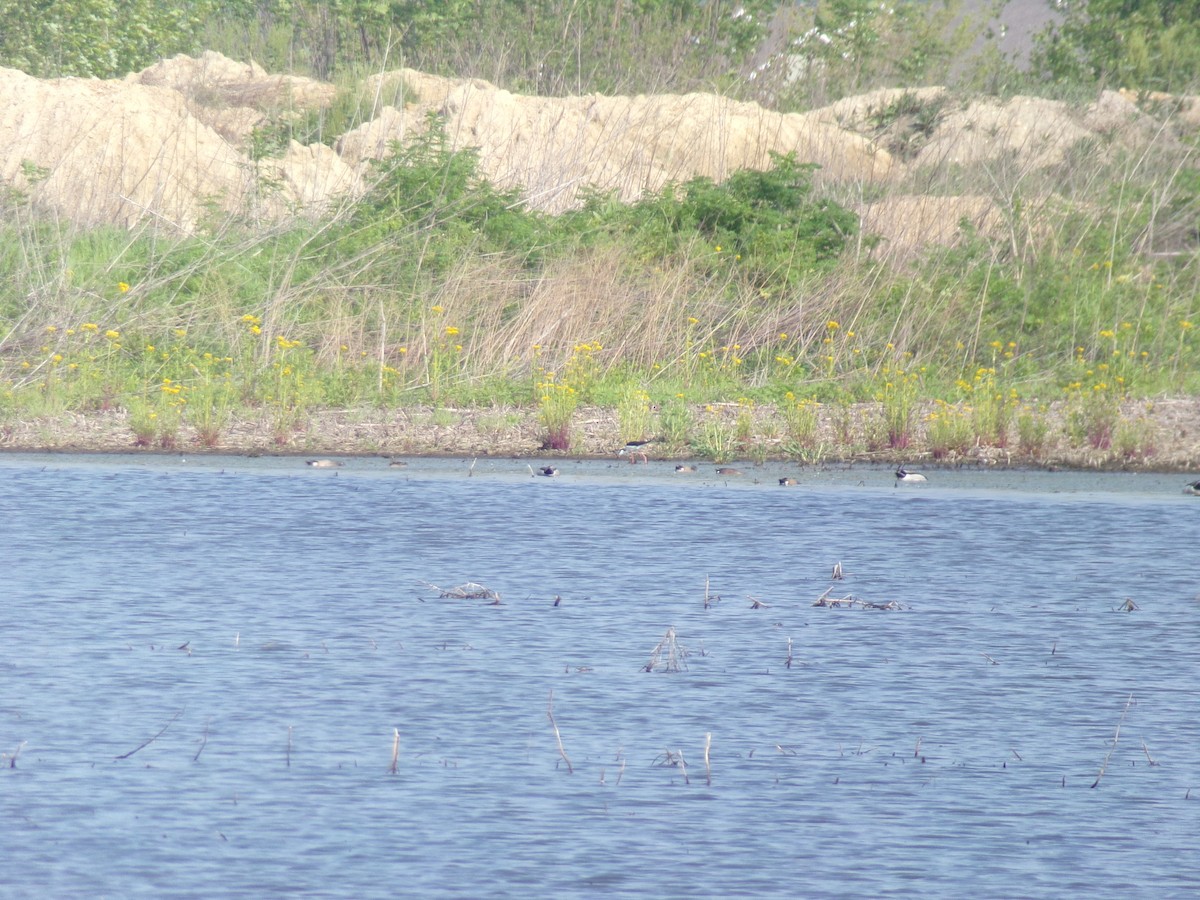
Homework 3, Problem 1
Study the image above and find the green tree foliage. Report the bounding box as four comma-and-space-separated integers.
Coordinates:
1031, 0, 1200, 93
773, 0, 980, 109
0, 0, 214, 78
201, 1, 775, 93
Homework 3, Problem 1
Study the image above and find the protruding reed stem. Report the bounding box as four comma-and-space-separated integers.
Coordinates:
1091, 693, 1135, 789
547, 690, 573, 774
389, 728, 400, 774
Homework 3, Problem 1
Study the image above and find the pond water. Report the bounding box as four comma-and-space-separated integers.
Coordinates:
2, 453, 1199, 898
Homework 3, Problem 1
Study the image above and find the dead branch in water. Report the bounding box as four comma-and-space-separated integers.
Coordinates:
547, 690, 573, 774
193, 717, 211, 762
3, 741, 26, 769
1091, 693, 1135, 789
812, 588, 906, 610
421, 580, 501, 602
389, 728, 400, 774
114, 709, 183, 760
643, 626, 689, 672
704, 733, 712, 786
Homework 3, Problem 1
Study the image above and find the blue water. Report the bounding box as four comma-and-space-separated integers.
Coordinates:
2, 454, 1198, 898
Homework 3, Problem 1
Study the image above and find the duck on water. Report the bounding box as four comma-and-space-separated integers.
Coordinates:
895, 465, 927, 484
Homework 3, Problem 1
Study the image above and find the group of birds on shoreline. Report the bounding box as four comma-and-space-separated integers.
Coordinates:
307, 447, 1200, 494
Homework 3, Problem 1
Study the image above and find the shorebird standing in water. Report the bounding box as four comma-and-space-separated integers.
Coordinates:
617, 439, 655, 463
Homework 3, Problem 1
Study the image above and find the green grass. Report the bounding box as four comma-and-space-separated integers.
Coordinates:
0, 108, 1197, 461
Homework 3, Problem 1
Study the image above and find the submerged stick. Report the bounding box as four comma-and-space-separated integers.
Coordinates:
547, 690, 573, 774
193, 717, 211, 762
115, 709, 183, 760
1091, 693, 1135, 788
389, 728, 400, 774
4, 741, 26, 769
704, 733, 712, 786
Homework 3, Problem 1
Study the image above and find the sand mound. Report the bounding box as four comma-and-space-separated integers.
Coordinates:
0, 52, 1193, 251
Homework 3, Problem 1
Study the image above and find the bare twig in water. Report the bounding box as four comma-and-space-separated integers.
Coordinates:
420, 580, 501, 602
812, 590, 907, 610
3, 741, 26, 769
747, 595, 769, 609
1118, 598, 1140, 612
785, 637, 794, 669
193, 717, 211, 762
1142, 741, 1159, 766
677, 750, 689, 785
832, 561, 845, 580
981, 652, 999, 665
643, 626, 689, 672
704, 733, 712, 786
1092, 693, 1136, 788
389, 728, 400, 774
114, 709, 183, 760
547, 690, 573, 774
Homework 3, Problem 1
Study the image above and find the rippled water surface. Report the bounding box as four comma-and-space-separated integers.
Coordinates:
3, 453, 1199, 898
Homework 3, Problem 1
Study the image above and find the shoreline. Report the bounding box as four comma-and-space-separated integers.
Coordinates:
2, 398, 1199, 472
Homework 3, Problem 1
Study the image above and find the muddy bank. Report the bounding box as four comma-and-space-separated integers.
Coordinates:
2, 399, 1199, 472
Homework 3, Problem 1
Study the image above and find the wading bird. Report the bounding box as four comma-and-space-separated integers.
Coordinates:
617, 439, 655, 463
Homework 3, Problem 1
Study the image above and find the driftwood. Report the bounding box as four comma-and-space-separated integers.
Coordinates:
812, 586, 907, 610
421, 580, 501, 602
644, 626, 689, 672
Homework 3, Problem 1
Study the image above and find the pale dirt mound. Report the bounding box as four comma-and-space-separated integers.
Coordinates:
0, 52, 1194, 247
859, 195, 1005, 259
913, 94, 1095, 170
346, 69, 895, 212
0, 65, 248, 229
131, 50, 336, 145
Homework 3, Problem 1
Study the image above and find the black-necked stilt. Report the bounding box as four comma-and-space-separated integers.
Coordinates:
895, 465, 927, 483
779, 477, 799, 486
716, 467, 743, 476
617, 439, 655, 463
1184, 480, 1200, 495
675, 464, 698, 474
306, 459, 343, 468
